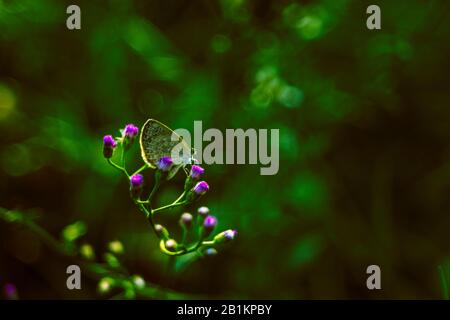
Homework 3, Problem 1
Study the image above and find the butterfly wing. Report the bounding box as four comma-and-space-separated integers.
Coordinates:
140, 119, 192, 179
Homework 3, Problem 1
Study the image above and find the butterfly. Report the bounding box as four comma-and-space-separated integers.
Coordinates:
139, 119, 196, 179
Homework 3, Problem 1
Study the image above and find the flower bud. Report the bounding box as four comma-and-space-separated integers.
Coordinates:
197, 206, 210, 217
122, 123, 139, 144
154, 224, 170, 240
225, 229, 238, 240
179, 212, 193, 229
122, 124, 139, 149
157, 156, 173, 172
165, 239, 178, 251
193, 181, 209, 195
204, 248, 218, 256
190, 165, 204, 179
103, 135, 117, 158
124, 124, 139, 139
130, 174, 144, 199
186, 181, 210, 202
203, 215, 217, 238
214, 229, 238, 243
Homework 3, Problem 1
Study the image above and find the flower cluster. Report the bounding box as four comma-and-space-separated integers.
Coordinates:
103, 122, 237, 256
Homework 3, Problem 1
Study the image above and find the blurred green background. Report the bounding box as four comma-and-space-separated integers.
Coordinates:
1, 0, 450, 299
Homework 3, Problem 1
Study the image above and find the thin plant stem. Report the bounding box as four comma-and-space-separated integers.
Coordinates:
23, 216, 74, 257
173, 191, 186, 204
152, 201, 187, 215
159, 239, 215, 256
151, 190, 186, 212
147, 174, 161, 203
107, 159, 129, 178
132, 164, 149, 176
181, 226, 187, 245
137, 203, 159, 239
121, 147, 129, 176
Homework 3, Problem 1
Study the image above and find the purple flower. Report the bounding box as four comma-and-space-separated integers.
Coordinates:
130, 174, 144, 187
203, 215, 217, 237
190, 165, 204, 179
157, 156, 173, 172
214, 229, 238, 243
130, 174, 144, 199
121, 124, 139, 150
124, 124, 139, 138
103, 135, 117, 148
197, 206, 209, 217
193, 181, 209, 195
179, 212, 193, 228
204, 215, 217, 228
103, 135, 117, 158
224, 229, 238, 241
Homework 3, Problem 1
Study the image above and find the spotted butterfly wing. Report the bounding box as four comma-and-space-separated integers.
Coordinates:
140, 119, 192, 179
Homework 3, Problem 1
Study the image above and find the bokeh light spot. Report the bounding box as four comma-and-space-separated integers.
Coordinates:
0, 84, 16, 121
211, 34, 232, 54
296, 15, 323, 40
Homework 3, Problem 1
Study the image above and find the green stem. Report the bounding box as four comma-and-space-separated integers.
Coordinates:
25, 216, 74, 257
439, 265, 449, 300
158, 239, 215, 256
173, 191, 187, 204
121, 147, 128, 176
120, 146, 128, 175
152, 200, 187, 215
107, 159, 130, 178
150, 190, 187, 215
132, 164, 149, 176
137, 203, 159, 239
181, 227, 187, 246
147, 172, 161, 203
